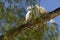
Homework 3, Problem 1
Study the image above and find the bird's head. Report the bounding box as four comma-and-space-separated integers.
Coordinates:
27, 6, 32, 11
27, 5, 35, 11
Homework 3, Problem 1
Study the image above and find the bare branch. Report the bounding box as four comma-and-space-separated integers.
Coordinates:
43, 7, 60, 22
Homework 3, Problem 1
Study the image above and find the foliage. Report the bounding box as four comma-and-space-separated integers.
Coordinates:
0, 0, 59, 40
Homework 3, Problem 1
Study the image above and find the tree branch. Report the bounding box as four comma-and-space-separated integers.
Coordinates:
43, 7, 60, 22
7, 7, 60, 39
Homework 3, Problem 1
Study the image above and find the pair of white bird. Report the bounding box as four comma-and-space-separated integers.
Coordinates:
25, 5, 55, 23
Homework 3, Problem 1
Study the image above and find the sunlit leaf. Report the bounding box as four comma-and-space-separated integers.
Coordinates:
5, 23, 10, 31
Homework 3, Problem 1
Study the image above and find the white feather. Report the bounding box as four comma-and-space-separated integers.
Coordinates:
25, 5, 48, 23
25, 11, 32, 23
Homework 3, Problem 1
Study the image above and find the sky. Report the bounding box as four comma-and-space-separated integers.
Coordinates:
40, 0, 60, 25
0, 0, 60, 39
39, 0, 60, 40
4, 0, 60, 24
39, 0, 60, 30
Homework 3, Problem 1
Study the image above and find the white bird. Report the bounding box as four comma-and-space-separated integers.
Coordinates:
25, 5, 48, 23
33, 5, 48, 17
25, 6, 32, 23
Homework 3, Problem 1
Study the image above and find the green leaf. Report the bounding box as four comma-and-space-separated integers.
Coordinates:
5, 23, 10, 31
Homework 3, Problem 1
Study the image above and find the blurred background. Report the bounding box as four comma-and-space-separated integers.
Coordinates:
0, 0, 60, 40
